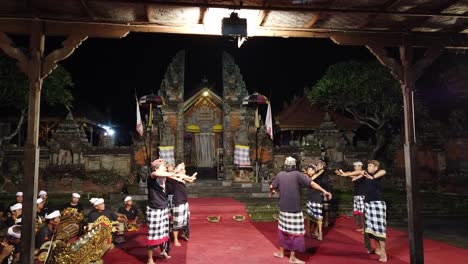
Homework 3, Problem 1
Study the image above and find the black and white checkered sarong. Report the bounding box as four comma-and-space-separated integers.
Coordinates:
172, 202, 189, 230
278, 211, 305, 235
306, 201, 323, 220
364, 201, 386, 240
353, 195, 365, 215
146, 206, 170, 246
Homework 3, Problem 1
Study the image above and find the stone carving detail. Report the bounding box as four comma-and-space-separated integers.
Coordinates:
49, 112, 89, 166
235, 120, 249, 145
158, 50, 185, 103
222, 52, 249, 179
159, 123, 175, 146
222, 52, 248, 107
157, 50, 185, 161
176, 102, 184, 161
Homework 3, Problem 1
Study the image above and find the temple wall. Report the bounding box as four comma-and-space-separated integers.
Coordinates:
0, 147, 131, 193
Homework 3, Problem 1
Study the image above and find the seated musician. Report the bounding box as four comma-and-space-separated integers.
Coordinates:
7, 192, 23, 217
36, 198, 45, 224
117, 196, 139, 231
38, 190, 51, 218
6, 203, 22, 228
2, 225, 21, 263
87, 198, 126, 243
35, 210, 61, 249
62, 193, 83, 213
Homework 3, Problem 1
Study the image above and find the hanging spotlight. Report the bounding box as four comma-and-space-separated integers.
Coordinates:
222, 12, 247, 37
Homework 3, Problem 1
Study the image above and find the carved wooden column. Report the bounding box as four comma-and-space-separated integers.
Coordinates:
0, 21, 88, 263
367, 42, 442, 264
21, 21, 44, 264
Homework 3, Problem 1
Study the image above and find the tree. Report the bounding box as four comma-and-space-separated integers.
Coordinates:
306, 60, 401, 158
0, 52, 74, 166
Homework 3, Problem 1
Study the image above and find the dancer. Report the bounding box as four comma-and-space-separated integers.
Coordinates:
166, 163, 196, 247
354, 160, 387, 262
336, 161, 366, 231
270, 157, 332, 264
146, 159, 175, 264
304, 163, 324, 240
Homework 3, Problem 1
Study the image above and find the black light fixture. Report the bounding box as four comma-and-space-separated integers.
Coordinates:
221, 12, 247, 37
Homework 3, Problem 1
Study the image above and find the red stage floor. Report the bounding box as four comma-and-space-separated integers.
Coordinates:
103, 198, 468, 264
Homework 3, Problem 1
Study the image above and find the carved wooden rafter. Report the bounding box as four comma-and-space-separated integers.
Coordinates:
42, 34, 88, 78
257, 10, 269, 27
366, 44, 403, 82
304, 13, 320, 29
199, 7, 208, 24
0, 32, 29, 76
366, 43, 443, 85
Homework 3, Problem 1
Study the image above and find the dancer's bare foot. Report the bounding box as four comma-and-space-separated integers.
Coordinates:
181, 233, 189, 241
174, 241, 181, 247
289, 257, 305, 264
317, 233, 323, 241
355, 228, 363, 232
375, 248, 382, 256
273, 252, 284, 258
160, 251, 171, 259
379, 253, 387, 262
147, 259, 155, 264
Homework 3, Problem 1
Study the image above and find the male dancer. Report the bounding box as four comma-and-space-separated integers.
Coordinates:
304, 163, 325, 240
146, 160, 195, 263
270, 157, 332, 264
352, 160, 387, 262
336, 161, 366, 231
166, 163, 196, 247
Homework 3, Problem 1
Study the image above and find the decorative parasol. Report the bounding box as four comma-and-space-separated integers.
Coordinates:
139, 94, 165, 108
242, 92, 269, 106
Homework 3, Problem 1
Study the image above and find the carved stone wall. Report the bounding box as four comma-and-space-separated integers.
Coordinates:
158, 50, 185, 162
222, 52, 249, 180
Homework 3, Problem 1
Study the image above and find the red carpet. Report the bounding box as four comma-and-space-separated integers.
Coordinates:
103, 198, 468, 264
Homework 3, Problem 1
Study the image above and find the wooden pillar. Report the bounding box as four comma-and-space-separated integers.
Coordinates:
400, 44, 423, 264
20, 20, 45, 264
366, 42, 443, 264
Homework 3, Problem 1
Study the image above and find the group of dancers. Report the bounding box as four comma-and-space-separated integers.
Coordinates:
145, 159, 197, 264
270, 157, 387, 263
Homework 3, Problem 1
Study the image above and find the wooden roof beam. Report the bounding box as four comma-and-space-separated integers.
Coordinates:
80, 0, 97, 21
199, 7, 208, 24
304, 13, 320, 29
257, 10, 269, 27
358, 0, 403, 29
401, 0, 461, 32
84, 0, 468, 19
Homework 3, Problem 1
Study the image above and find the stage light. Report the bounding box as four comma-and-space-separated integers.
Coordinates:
203, 91, 209, 97
222, 12, 247, 37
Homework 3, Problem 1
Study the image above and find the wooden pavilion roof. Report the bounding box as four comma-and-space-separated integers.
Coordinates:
0, 0, 468, 48
277, 96, 359, 131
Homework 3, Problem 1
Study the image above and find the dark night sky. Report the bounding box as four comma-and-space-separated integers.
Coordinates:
58, 33, 377, 144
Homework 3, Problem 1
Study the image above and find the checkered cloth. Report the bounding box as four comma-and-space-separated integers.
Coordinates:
159, 146, 175, 165
172, 202, 190, 230
146, 206, 170, 246
364, 201, 386, 240
278, 211, 305, 235
234, 145, 251, 166
353, 195, 365, 215
306, 201, 323, 220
